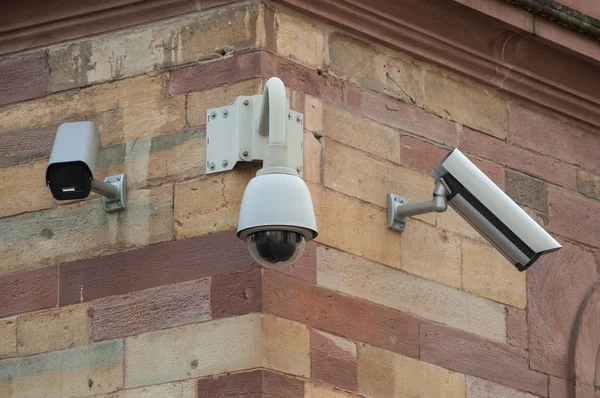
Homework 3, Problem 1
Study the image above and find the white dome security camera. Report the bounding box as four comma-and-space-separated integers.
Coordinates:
235, 77, 317, 268
46, 121, 127, 213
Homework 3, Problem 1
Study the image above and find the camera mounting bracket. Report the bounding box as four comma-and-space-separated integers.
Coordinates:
387, 179, 449, 232
92, 173, 126, 213
205, 95, 304, 177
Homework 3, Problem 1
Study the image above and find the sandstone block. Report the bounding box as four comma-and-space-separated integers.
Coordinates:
262, 315, 310, 377
577, 170, 600, 200
0, 50, 46, 106
310, 329, 357, 391
275, 9, 326, 67
211, 269, 261, 318
317, 246, 507, 342
18, 304, 92, 356
0, 317, 16, 359
466, 376, 539, 398
548, 187, 600, 248
505, 169, 547, 213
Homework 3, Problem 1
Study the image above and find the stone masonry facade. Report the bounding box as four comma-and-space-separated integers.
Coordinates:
0, 1, 599, 397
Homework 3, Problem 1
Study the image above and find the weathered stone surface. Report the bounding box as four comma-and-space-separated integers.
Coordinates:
310, 183, 402, 269
577, 170, 600, 201
462, 238, 526, 308
424, 69, 508, 139
48, 3, 259, 91
96, 381, 195, 398
262, 315, 310, 377
310, 330, 357, 391
125, 314, 261, 388
506, 307, 528, 355
505, 170, 547, 212
304, 97, 400, 163
0, 50, 46, 106
18, 304, 92, 356
528, 242, 597, 378
362, 91, 459, 147
508, 101, 600, 173
174, 164, 258, 239
303, 130, 323, 185
0, 317, 16, 359
187, 79, 262, 126
400, 135, 449, 175
211, 269, 261, 318
344, 84, 363, 113
460, 127, 577, 190
304, 382, 354, 398
358, 343, 466, 398
318, 246, 507, 342
322, 138, 434, 215
0, 340, 123, 397
573, 283, 600, 395
0, 184, 173, 276
549, 376, 572, 398
262, 370, 304, 398
0, 74, 167, 135
99, 128, 205, 191
263, 270, 420, 356
93, 279, 210, 341
421, 322, 548, 397
548, 187, 600, 248
196, 370, 261, 398
400, 219, 462, 288
275, 9, 326, 67
0, 266, 57, 318
466, 376, 539, 398
60, 230, 252, 306
0, 122, 61, 167
0, 160, 53, 218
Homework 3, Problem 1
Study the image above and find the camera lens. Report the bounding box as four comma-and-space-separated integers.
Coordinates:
247, 230, 306, 269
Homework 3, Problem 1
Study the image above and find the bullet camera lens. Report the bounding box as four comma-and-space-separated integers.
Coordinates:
247, 230, 306, 269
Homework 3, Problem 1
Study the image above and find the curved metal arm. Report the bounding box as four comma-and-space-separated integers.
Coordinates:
387, 179, 449, 232
257, 77, 286, 145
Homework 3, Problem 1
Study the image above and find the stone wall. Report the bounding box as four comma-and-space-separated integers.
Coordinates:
0, 1, 598, 397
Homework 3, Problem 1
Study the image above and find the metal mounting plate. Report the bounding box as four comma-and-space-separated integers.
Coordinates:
103, 173, 126, 213
205, 95, 304, 176
387, 193, 407, 232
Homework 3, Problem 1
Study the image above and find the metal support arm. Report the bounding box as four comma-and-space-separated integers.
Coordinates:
91, 173, 127, 213
387, 180, 449, 232
91, 179, 118, 198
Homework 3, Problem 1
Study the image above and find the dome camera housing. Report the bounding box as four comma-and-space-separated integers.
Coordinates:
237, 173, 317, 269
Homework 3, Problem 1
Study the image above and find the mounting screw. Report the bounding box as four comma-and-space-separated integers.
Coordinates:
288, 113, 292, 120
296, 116, 302, 124
106, 204, 111, 210
296, 166, 302, 173
222, 109, 229, 118
210, 111, 217, 120
118, 201, 122, 206
107, 178, 112, 183
243, 100, 249, 106
222, 160, 229, 168
116, 176, 121, 182
209, 162, 215, 171
243, 151, 248, 157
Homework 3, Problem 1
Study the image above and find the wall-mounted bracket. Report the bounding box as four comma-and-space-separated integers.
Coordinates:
387, 179, 449, 232
94, 173, 126, 213
205, 95, 304, 176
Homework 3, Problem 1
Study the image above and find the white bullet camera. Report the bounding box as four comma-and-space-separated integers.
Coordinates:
46, 121, 126, 212
388, 148, 561, 271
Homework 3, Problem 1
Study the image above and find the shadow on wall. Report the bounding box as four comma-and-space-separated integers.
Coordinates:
572, 282, 600, 397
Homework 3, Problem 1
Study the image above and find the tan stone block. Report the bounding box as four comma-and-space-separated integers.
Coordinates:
577, 170, 600, 200
0, 160, 53, 218
125, 314, 261, 388
328, 33, 422, 103
310, 184, 401, 269
262, 314, 310, 377
17, 304, 92, 356
318, 246, 507, 342
466, 376, 538, 398
424, 70, 507, 139
401, 220, 462, 288
174, 165, 258, 239
48, 3, 259, 91
304, 97, 400, 164
0, 317, 16, 358
95, 381, 195, 398
187, 79, 262, 126
0, 184, 173, 276
358, 344, 466, 398
0, 340, 123, 397
276, 9, 326, 67
303, 130, 322, 184
305, 382, 354, 398
100, 129, 205, 191
462, 238, 526, 308
0, 74, 167, 134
